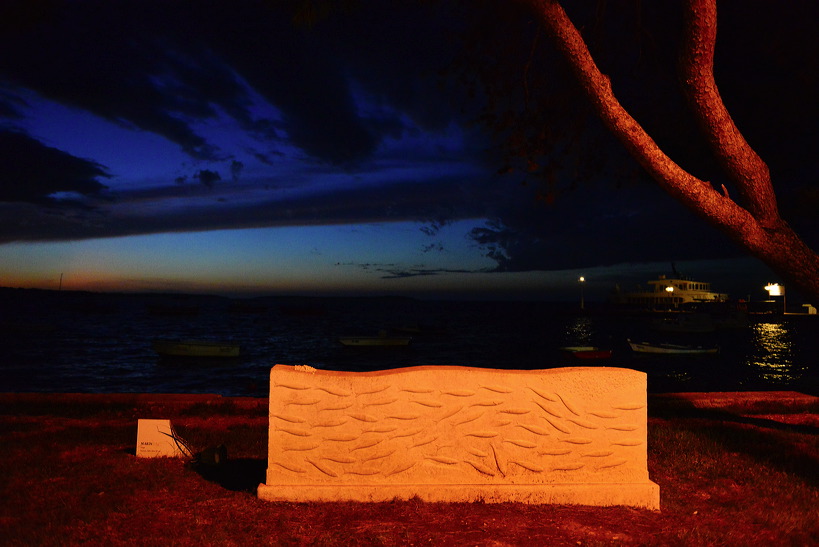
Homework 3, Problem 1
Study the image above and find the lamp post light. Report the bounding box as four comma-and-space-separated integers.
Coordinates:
579, 276, 585, 311
764, 283, 786, 314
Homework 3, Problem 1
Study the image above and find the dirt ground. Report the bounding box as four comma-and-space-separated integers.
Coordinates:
1, 391, 816, 545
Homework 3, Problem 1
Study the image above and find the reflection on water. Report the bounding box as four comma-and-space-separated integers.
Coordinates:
667, 370, 694, 383
565, 316, 593, 346
748, 322, 799, 384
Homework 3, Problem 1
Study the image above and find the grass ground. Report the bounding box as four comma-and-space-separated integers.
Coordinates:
0, 391, 816, 546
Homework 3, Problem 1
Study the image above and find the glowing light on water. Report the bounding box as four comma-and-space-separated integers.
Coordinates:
748, 322, 799, 384
667, 371, 693, 383
565, 316, 593, 345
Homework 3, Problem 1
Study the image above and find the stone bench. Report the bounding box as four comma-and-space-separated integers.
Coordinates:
257, 365, 659, 509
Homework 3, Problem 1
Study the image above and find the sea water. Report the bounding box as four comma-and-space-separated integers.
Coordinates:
1, 290, 816, 397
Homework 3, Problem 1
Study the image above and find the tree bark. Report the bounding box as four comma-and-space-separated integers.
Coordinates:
529, 0, 819, 305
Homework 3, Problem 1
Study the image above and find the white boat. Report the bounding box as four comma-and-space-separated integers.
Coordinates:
152, 339, 241, 357
627, 339, 719, 355
338, 330, 412, 347
611, 272, 728, 308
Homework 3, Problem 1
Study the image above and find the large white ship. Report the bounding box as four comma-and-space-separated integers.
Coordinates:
610, 274, 728, 308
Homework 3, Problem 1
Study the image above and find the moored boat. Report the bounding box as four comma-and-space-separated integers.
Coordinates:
610, 270, 728, 309
560, 346, 613, 360
338, 331, 412, 347
152, 339, 241, 357
627, 339, 719, 355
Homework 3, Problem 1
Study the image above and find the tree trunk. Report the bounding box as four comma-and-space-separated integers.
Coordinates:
529, 0, 819, 305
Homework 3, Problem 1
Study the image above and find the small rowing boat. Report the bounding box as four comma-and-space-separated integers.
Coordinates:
560, 346, 613, 360
627, 339, 719, 355
152, 339, 241, 358
338, 330, 412, 347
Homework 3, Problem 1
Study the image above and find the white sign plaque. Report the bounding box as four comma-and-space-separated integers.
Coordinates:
136, 419, 186, 458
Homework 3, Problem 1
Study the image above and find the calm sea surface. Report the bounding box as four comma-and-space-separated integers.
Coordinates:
1, 290, 816, 397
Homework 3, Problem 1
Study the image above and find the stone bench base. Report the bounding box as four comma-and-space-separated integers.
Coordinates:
258, 365, 660, 510
257, 482, 659, 507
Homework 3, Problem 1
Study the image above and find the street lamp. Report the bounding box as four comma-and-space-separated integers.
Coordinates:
579, 276, 585, 311
764, 283, 786, 314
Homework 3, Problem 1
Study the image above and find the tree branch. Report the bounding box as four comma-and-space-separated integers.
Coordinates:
530, 0, 752, 230
678, 0, 780, 227
525, 0, 819, 303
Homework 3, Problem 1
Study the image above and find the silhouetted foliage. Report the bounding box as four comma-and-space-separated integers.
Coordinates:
449, 0, 819, 302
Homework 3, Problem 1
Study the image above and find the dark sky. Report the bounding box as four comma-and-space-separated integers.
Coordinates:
0, 0, 815, 298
